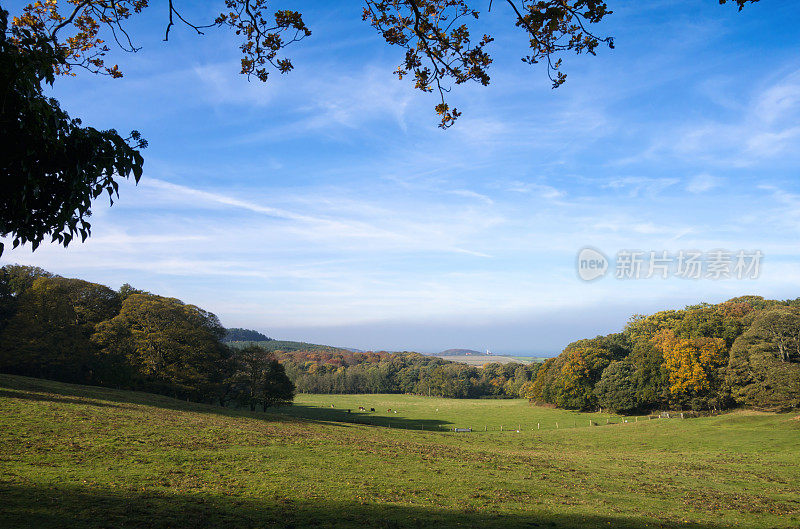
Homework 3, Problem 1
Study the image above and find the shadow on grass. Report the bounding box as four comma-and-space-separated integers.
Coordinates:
0, 388, 122, 408
273, 403, 452, 431
0, 374, 451, 432
0, 374, 297, 425
0, 483, 737, 529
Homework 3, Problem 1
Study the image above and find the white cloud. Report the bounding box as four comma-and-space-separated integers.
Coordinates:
629, 70, 800, 167
603, 177, 679, 198
686, 173, 722, 193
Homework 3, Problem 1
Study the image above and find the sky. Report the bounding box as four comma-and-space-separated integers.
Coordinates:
3, 1, 800, 354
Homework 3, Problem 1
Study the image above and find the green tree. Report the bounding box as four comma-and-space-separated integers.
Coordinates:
535, 336, 626, 410
0, 275, 119, 383
1, 264, 54, 297
726, 307, 800, 410
626, 340, 668, 410
0, 9, 145, 255
223, 328, 272, 342
594, 360, 639, 414
751, 306, 800, 363
91, 293, 229, 400
228, 345, 294, 410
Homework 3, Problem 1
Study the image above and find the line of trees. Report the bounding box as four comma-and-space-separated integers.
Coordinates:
525, 297, 800, 413
270, 348, 540, 399
223, 328, 273, 342
0, 264, 541, 403
0, 265, 293, 409
7, 265, 793, 413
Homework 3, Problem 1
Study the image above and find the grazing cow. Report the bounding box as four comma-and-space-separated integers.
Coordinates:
346, 409, 351, 413
370, 408, 375, 412
330, 404, 334, 408
358, 406, 366, 412
387, 409, 392, 412
393, 410, 397, 414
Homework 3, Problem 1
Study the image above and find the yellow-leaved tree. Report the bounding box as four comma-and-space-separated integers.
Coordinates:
652, 328, 727, 408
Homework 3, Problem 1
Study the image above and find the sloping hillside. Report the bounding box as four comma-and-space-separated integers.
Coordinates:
436, 348, 484, 356
1, 374, 799, 528
226, 339, 353, 354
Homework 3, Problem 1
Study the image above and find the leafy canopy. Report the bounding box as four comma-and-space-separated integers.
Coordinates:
1, 1, 762, 253
8, 0, 762, 129
0, 9, 146, 255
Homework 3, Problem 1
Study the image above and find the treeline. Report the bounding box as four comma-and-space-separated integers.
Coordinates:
273, 349, 540, 398
223, 328, 272, 342
0, 265, 294, 409
526, 297, 800, 413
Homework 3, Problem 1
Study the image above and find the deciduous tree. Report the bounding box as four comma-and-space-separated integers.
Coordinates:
0, 9, 146, 255
91, 293, 230, 400
652, 328, 727, 408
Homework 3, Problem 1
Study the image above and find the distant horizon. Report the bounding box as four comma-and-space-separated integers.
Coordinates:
2, 259, 795, 355
238, 291, 791, 356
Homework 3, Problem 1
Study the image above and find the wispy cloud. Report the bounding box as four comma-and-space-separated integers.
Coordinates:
686, 173, 722, 194
4, 2, 800, 351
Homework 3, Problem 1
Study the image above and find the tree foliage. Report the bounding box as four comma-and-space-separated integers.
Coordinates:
91, 293, 230, 398
0, 274, 119, 383
223, 327, 273, 342
652, 328, 727, 409
0, 265, 294, 407
271, 346, 540, 398
0, 264, 540, 402
726, 307, 800, 410
534, 295, 799, 413
226, 344, 294, 410
0, 8, 146, 255
7, 1, 761, 129
594, 360, 638, 413
2, 1, 765, 252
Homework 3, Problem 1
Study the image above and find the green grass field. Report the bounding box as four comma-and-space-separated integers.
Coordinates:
280, 393, 639, 431
1, 374, 799, 529
437, 354, 530, 365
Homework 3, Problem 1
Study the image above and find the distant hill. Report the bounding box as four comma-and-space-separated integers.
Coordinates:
435, 348, 484, 356
226, 339, 351, 354
222, 328, 272, 342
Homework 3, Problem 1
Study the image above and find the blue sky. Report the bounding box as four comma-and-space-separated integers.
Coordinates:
3, 1, 800, 354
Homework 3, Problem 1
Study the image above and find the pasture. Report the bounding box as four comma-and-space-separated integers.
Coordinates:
437, 354, 530, 365
1, 374, 799, 529
279, 393, 636, 431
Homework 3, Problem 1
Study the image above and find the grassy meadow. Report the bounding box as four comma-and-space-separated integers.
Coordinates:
436, 354, 530, 365
280, 393, 639, 431
1, 374, 799, 529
